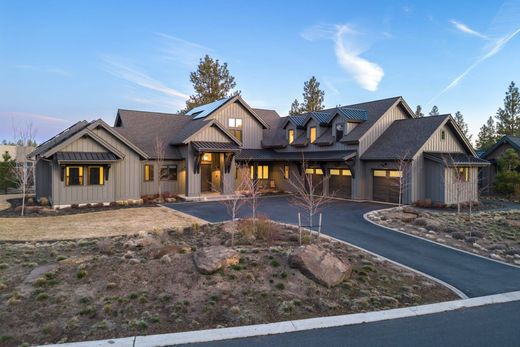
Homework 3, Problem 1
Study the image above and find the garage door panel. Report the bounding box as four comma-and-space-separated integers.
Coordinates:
373, 170, 400, 203
330, 174, 351, 198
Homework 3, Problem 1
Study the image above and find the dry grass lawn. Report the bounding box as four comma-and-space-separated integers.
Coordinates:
0, 207, 207, 241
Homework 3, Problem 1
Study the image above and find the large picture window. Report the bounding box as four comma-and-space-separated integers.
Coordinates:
87, 166, 104, 185
66, 166, 83, 186
228, 118, 243, 142
144, 164, 154, 182
161, 165, 177, 181
249, 165, 269, 179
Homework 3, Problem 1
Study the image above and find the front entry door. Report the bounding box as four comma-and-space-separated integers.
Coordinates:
201, 164, 212, 192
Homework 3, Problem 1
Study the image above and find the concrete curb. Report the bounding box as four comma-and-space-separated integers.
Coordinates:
364, 208, 520, 270
42, 291, 520, 347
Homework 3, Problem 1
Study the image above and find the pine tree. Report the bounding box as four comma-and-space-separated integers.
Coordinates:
289, 99, 301, 116
454, 111, 472, 143
290, 76, 325, 115
429, 105, 439, 116
0, 151, 16, 193
184, 55, 237, 111
415, 105, 424, 117
301, 76, 325, 112
476, 116, 498, 151
495, 81, 520, 137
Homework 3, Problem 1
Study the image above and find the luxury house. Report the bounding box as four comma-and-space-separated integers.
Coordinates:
29, 95, 488, 208
480, 135, 520, 193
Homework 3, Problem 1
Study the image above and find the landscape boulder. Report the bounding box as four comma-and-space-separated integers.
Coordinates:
193, 246, 239, 274
289, 244, 352, 287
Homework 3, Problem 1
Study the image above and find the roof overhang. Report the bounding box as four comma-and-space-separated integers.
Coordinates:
424, 152, 489, 167
55, 151, 120, 164
191, 141, 240, 153
183, 119, 242, 146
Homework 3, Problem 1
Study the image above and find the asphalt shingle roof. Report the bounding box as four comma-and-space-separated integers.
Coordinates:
30, 120, 90, 158
361, 115, 449, 160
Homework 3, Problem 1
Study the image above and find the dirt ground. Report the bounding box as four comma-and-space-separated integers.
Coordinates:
0, 206, 205, 241
0, 220, 456, 346
368, 207, 520, 265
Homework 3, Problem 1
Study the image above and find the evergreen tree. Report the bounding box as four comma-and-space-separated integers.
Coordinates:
301, 76, 325, 112
184, 55, 237, 111
289, 99, 301, 116
494, 149, 520, 195
495, 81, 520, 137
415, 105, 424, 117
0, 151, 16, 193
476, 116, 498, 151
454, 111, 472, 143
290, 76, 325, 115
429, 105, 439, 116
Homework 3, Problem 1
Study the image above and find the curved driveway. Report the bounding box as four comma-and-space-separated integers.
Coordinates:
166, 195, 520, 297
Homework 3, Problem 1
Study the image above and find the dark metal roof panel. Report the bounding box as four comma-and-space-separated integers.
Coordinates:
424, 152, 489, 166
191, 141, 240, 152
236, 149, 356, 162
55, 151, 119, 162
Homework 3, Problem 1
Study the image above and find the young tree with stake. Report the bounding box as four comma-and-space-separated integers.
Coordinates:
11, 122, 36, 216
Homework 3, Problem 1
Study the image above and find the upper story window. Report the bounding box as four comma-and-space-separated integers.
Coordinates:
309, 127, 317, 144
87, 166, 104, 185
144, 164, 154, 182
288, 129, 294, 144
441, 130, 446, 140
335, 123, 344, 141
228, 118, 243, 142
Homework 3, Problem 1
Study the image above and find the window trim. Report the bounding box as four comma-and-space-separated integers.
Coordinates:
160, 165, 178, 181
65, 166, 84, 186
250, 165, 269, 180
87, 166, 104, 185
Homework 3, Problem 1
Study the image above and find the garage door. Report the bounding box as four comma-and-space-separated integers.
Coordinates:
305, 168, 324, 195
329, 169, 352, 198
372, 170, 401, 203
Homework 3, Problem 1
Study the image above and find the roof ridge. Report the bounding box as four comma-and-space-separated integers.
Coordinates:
118, 109, 181, 117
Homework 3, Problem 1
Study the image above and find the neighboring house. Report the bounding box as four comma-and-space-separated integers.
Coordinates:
480, 136, 520, 193
30, 95, 487, 208
1, 145, 36, 192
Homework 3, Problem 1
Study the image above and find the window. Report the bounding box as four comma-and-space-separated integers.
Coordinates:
373, 170, 387, 177
66, 166, 83, 186
87, 166, 104, 185
284, 165, 289, 179
201, 153, 212, 163
335, 123, 344, 141
250, 165, 269, 179
305, 168, 323, 175
388, 170, 402, 178
144, 164, 154, 182
228, 118, 243, 142
331, 169, 352, 176
309, 127, 317, 143
161, 165, 177, 181
288, 129, 294, 144
441, 130, 446, 140
373, 170, 401, 178
456, 167, 470, 182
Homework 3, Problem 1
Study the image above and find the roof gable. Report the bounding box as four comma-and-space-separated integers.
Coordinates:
181, 119, 242, 146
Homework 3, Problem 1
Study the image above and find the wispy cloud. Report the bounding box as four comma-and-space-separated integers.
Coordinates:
14, 64, 71, 77
156, 33, 212, 67
302, 24, 384, 92
450, 20, 488, 39
429, 26, 520, 104
101, 56, 189, 100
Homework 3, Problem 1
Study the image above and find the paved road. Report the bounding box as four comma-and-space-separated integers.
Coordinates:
181, 300, 520, 347
167, 195, 520, 297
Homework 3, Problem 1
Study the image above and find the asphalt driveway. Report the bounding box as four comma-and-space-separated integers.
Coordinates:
166, 195, 520, 298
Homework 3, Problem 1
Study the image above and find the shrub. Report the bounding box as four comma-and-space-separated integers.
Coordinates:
76, 270, 87, 279
33, 277, 47, 287
97, 238, 113, 254
36, 292, 49, 301
71, 204, 79, 209
39, 197, 49, 206
275, 283, 285, 290
270, 259, 280, 267
56, 255, 67, 261
0, 263, 8, 270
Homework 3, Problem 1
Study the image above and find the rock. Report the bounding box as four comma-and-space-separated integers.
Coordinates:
386, 212, 417, 223
193, 246, 239, 274
464, 236, 478, 244
288, 244, 352, 288
451, 232, 465, 240
160, 255, 172, 264
124, 251, 135, 259
402, 206, 418, 215
414, 217, 442, 231
473, 243, 486, 251
165, 197, 176, 203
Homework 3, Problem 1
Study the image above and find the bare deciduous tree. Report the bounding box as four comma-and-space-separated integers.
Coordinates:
393, 150, 413, 206
241, 163, 262, 233
154, 135, 166, 201
221, 164, 247, 246
11, 122, 36, 216
286, 159, 334, 243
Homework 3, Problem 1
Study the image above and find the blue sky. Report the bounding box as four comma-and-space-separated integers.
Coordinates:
1, 0, 519, 143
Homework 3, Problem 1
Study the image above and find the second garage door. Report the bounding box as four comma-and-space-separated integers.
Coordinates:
372, 170, 401, 203
329, 169, 352, 198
